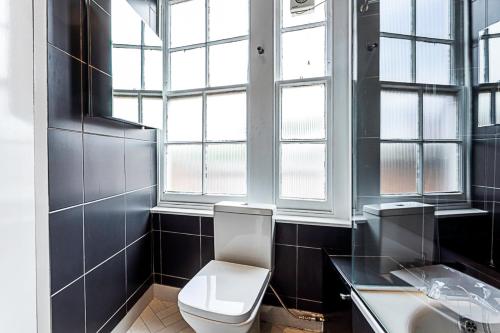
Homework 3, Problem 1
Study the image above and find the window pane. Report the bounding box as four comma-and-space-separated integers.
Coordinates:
167, 96, 202, 142
142, 97, 163, 129
280, 143, 326, 200
380, 38, 412, 82
170, 47, 205, 90
166, 144, 202, 193
205, 144, 246, 195
480, 39, 487, 84
478, 92, 492, 127
170, 0, 205, 47
281, 85, 325, 140
424, 144, 459, 193
144, 25, 162, 47
113, 96, 139, 123
112, 0, 142, 45
209, 0, 248, 41
282, 0, 325, 28
380, 90, 418, 140
416, 42, 451, 85
416, 0, 451, 39
209, 40, 248, 87
144, 50, 163, 90
206, 92, 247, 141
380, 143, 418, 195
423, 94, 458, 139
112, 48, 141, 90
380, 0, 412, 35
489, 38, 500, 83
282, 27, 325, 80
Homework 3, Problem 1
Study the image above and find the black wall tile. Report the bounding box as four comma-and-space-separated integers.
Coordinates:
124, 124, 158, 142
83, 133, 125, 202
160, 214, 200, 234
49, 206, 84, 293
48, 46, 82, 131
89, 68, 113, 121
94, 0, 111, 14
275, 223, 297, 245
48, 0, 81, 58
126, 188, 151, 244
127, 234, 152, 297
297, 247, 323, 301
51, 278, 86, 333
84, 196, 126, 270
298, 225, 351, 254
161, 275, 189, 288
98, 306, 126, 333
85, 252, 126, 333
297, 299, 324, 313
48, 129, 84, 211
201, 236, 215, 267
153, 231, 162, 273
89, 1, 111, 74
125, 139, 156, 191
127, 276, 153, 311
162, 232, 200, 278
201, 217, 214, 236
472, 140, 486, 187
272, 245, 296, 297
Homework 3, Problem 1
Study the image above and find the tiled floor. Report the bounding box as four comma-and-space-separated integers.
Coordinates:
127, 298, 311, 333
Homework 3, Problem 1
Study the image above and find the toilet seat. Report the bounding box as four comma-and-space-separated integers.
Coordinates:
178, 260, 270, 325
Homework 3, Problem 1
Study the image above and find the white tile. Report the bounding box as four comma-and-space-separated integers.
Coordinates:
156, 305, 179, 320
141, 306, 166, 333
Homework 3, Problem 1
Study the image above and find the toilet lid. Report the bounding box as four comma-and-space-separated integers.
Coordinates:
178, 260, 270, 324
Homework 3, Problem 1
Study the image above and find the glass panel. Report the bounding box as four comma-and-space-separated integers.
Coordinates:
423, 94, 458, 139
416, 0, 451, 39
209, 40, 248, 87
144, 50, 163, 90
209, 0, 248, 41
282, 0, 325, 28
282, 26, 325, 80
380, 38, 412, 82
112, 48, 141, 90
144, 25, 162, 47
205, 143, 247, 195
170, 0, 205, 47
380, 0, 412, 35
113, 96, 139, 123
478, 92, 492, 127
112, 0, 142, 45
380, 90, 418, 140
206, 92, 247, 141
281, 84, 325, 140
170, 47, 205, 90
280, 143, 326, 200
480, 39, 486, 84
424, 143, 459, 193
416, 42, 451, 85
166, 144, 202, 193
380, 143, 418, 195
167, 96, 202, 142
489, 38, 500, 83
142, 97, 163, 129
497, 92, 500, 125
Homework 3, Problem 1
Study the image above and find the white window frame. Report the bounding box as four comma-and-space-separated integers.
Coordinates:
158, 0, 351, 220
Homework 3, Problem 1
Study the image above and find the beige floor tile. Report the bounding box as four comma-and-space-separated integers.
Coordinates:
178, 327, 195, 333
156, 305, 179, 320
141, 306, 166, 333
161, 312, 183, 327
158, 319, 188, 333
128, 317, 150, 333
149, 299, 167, 314
162, 300, 177, 308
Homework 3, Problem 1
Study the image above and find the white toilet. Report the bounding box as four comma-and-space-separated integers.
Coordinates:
178, 202, 276, 333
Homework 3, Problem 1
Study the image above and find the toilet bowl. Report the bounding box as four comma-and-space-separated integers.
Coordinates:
177, 202, 275, 333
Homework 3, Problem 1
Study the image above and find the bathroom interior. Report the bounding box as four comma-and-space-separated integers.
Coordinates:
2, 0, 500, 332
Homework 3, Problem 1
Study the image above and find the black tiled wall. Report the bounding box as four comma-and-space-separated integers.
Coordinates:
48, 1, 157, 332
151, 214, 351, 313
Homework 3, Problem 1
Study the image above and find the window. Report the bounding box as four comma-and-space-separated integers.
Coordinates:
379, 0, 464, 196
111, 0, 163, 128
160, 0, 349, 217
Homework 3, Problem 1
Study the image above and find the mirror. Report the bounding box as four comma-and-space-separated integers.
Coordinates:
110, 0, 163, 128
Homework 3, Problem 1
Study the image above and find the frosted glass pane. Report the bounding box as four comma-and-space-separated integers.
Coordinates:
423, 94, 458, 139
144, 25, 162, 47
206, 92, 247, 141
112, 0, 142, 45
170, 0, 205, 47
166, 144, 202, 193
142, 97, 163, 129
380, 90, 418, 140
478, 92, 492, 127
380, 38, 412, 82
416, 42, 451, 85
280, 143, 326, 200
479, 39, 487, 84
424, 144, 459, 193
282, 0, 325, 28
170, 47, 205, 90
380, 143, 418, 195
489, 38, 500, 82
209, 0, 248, 40
416, 0, 451, 39
167, 96, 202, 142
205, 144, 246, 195
112, 48, 141, 90
281, 85, 325, 140
144, 50, 163, 90
496, 92, 500, 125
282, 27, 325, 80
209, 40, 248, 87
380, 0, 412, 35
113, 96, 139, 123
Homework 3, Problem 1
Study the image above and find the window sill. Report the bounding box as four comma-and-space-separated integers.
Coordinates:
353, 208, 489, 223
